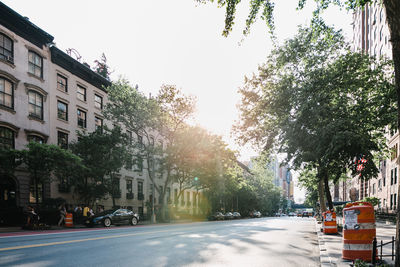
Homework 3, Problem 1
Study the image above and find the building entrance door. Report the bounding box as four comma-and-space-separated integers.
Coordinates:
0, 175, 17, 208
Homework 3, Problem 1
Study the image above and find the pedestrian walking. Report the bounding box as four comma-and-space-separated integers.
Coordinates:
58, 204, 66, 227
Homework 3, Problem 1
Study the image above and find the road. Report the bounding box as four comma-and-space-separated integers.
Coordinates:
0, 217, 320, 267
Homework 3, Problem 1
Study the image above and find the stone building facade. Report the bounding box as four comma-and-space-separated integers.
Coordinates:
0, 2, 201, 219
335, 3, 398, 213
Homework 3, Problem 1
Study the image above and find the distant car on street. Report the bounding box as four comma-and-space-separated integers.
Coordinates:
85, 208, 139, 227
288, 212, 296, 217
302, 211, 311, 218
232, 212, 241, 219
208, 212, 225, 221
250, 211, 261, 218
224, 212, 234, 220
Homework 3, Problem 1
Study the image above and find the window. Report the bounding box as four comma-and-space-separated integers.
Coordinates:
391, 144, 398, 161
0, 77, 13, 109
0, 33, 13, 63
159, 186, 163, 204
135, 156, 143, 172
29, 178, 43, 204
150, 136, 155, 146
167, 187, 171, 203
28, 135, 44, 144
94, 94, 103, 109
395, 167, 398, 184
137, 134, 143, 148
126, 180, 133, 199
28, 51, 43, 78
57, 74, 67, 92
57, 101, 68, 121
391, 169, 394, 185
112, 178, 121, 198
77, 109, 86, 128
126, 180, 133, 193
95, 117, 103, 132
77, 85, 86, 101
0, 127, 14, 149
137, 181, 143, 200
28, 91, 43, 120
57, 131, 68, 149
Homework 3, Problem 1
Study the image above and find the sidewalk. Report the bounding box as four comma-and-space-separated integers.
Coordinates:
315, 220, 396, 266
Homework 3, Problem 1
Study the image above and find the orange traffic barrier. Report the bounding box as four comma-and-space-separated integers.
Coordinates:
342, 201, 376, 261
65, 213, 73, 227
322, 210, 338, 234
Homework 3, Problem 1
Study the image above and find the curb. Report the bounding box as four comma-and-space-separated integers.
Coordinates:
315, 220, 332, 267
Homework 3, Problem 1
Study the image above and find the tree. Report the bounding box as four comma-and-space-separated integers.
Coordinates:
104, 79, 169, 221
69, 126, 130, 206
199, 1, 400, 261
298, 168, 322, 211
0, 148, 22, 176
21, 142, 81, 205
234, 27, 395, 211
93, 53, 112, 80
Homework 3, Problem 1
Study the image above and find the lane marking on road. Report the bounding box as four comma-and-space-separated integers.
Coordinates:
0, 228, 195, 252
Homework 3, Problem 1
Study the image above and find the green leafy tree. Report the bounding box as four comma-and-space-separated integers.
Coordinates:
70, 126, 130, 206
93, 53, 112, 80
22, 142, 81, 204
234, 27, 395, 211
199, 1, 400, 260
0, 148, 22, 176
298, 168, 321, 211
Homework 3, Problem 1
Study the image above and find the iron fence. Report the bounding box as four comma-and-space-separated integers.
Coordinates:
372, 236, 395, 265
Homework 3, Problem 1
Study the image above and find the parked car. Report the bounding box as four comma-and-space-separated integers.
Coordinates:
250, 211, 262, 218
208, 212, 225, 221
224, 212, 234, 220
288, 212, 296, 217
85, 208, 139, 227
302, 211, 310, 218
232, 212, 241, 219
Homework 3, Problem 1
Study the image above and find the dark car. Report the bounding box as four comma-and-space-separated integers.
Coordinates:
85, 208, 139, 227
302, 211, 310, 218
208, 212, 225, 221
224, 212, 234, 220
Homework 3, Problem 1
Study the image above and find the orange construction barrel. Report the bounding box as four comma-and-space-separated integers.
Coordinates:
65, 213, 74, 227
342, 201, 376, 261
323, 210, 338, 234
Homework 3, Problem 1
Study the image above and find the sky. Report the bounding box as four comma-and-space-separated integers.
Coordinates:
3, 0, 353, 203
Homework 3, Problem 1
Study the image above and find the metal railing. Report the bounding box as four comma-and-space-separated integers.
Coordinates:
372, 236, 395, 265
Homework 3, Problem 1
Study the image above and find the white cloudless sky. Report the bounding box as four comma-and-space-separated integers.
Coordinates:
3, 0, 353, 203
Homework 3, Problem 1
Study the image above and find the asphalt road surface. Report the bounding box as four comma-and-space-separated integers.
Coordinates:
0, 217, 320, 267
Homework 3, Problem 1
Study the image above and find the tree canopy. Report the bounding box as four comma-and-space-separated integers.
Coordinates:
234, 26, 396, 209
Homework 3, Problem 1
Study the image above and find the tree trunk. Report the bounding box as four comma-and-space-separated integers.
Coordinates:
382, 1, 400, 264
323, 174, 334, 210
318, 179, 327, 213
